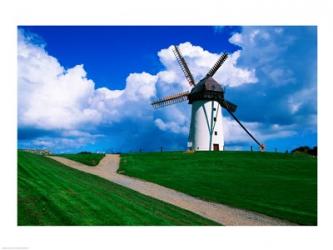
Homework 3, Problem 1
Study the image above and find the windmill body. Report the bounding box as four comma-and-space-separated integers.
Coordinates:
188, 76, 225, 151
151, 45, 264, 152
189, 100, 224, 151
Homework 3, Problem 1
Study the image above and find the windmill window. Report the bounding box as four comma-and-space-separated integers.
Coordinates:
213, 108, 216, 111
214, 117, 216, 121
214, 131, 218, 135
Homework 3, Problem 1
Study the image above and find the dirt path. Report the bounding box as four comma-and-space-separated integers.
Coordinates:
48, 154, 296, 226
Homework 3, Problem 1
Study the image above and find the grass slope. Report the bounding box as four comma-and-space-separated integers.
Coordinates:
18, 151, 218, 225
57, 153, 105, 166
119, 151, 317, 225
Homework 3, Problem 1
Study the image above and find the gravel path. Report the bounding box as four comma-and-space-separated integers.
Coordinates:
48, 154, 296, 226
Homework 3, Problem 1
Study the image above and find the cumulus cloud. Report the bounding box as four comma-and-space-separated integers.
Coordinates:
154, 118, 188, 135
21, 136, 100, 152
287, 86, 317, 114
226, 27, 317, 133
18, 32, 100, 130
157, 42, 257, 89
228, 27, 291, 74
222, 116, 297, 144
18, 29, 160, 149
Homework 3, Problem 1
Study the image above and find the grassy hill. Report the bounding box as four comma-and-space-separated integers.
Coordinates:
119, 151, 317, 225
18, 151, 218, 225
56, 153, 105, 166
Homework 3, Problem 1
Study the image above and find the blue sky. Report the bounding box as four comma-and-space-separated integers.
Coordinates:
22, 26, 241, 88
17, 26, 317, 153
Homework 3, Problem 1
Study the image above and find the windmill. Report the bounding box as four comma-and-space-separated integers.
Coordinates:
151, 45, 264, 151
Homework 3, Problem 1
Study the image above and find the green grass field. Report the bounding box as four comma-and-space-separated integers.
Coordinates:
57, 153, 105, 166
119, 151, 317, 225
18, 151, 218, 225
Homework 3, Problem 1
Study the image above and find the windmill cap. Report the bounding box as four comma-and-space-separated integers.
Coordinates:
191, 76, 223, 94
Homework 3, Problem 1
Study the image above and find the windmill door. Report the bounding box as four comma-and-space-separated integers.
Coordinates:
213, 144, 219, 151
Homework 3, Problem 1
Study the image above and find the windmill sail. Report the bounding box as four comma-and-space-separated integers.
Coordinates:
221, 99, 237, 113
206, 53, 228, 77
223, 105, 265, 151
172, 45, 196, 86
151, 91, 189, 109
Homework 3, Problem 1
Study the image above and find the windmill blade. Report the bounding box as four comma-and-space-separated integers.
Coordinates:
223, 105, 265, 151
151, 91, 189, 109
221, 99, 237, 113
172, 45, 196, 86
206, 53, 228, 77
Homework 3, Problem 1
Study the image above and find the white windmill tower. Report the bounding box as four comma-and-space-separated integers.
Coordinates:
152, 45, 264, 151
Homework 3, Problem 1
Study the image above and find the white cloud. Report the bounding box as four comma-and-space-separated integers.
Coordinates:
269, 67, 295, 84
227, 26, 316, 136
229, 33, 242, 44
18, 34, 101, 130
287, 85, 317, 114
18, 30, 158, 131
30, 136, 97, 150
157, 42, 257, 88
228, 28, 283, 69
154, 118, 188, 134
213, 50, 257, 87
123, 72, 157, 101
222, 116, 297, 144
228, 27, 300, 88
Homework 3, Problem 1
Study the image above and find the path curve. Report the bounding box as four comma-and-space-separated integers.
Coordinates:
48, 154, 296, 226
